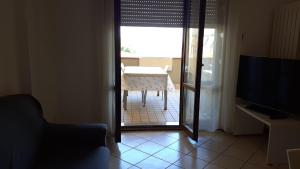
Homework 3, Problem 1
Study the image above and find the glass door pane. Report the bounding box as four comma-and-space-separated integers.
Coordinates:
180, 0, 206, 141
184, 28, 199, 86
182, 88, 195, 130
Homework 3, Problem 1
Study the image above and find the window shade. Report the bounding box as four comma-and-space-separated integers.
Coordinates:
120, 0, 217, 28
189, 0, 217, 28
121, 0, 185, 27
205, 0, 217, 27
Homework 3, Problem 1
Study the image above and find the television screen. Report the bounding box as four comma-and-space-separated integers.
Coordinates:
277, 59, 300, 114
236, 55, 300, 114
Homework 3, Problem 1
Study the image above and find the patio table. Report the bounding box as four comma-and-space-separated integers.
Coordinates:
121, 66, 169, 110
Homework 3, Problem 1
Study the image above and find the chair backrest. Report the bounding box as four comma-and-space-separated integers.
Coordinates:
121, 63, 125, 73
287, 148, 300, 169
0, 95, 45, 169
164, 65, 169, 72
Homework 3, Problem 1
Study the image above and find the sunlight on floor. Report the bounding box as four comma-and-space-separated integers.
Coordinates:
121, 90, 180, 126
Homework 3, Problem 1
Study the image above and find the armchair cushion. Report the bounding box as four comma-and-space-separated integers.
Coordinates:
36, 123, 109, 169
34, 146, 109, 169
43, 123, 107, 148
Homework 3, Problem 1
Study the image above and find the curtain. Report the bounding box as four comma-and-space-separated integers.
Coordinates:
26, 0, 116, 135
198, 0, 228, 131
219, 0, 242, 132
102, 0, 116, 136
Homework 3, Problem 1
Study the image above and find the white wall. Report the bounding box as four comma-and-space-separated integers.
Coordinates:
0, 0, 115, 132
27, 0, 115, 125
0, 0, 25, 95
238, 0, 300, 57
220, 0, 300, 132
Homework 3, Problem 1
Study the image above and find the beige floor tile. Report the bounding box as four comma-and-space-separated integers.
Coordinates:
149, 118, 159, 122
212, 155, 244, 169
132, 113, 140, 118
122, 135, 148, 147
120, 149, 150, 165
140, 118, 149, 122
189, 147, 220, 163
156, 118, 166, 122
124, 117, 132, 121
153, 147, 185, 163
168, 139, 197, 154
247, 150, 268, 166
164, 114, 174, 119
166, 165, 182, 169
235, 143, 261, 153
201, 140, 231, 153
165, 117, 175, 121
197, 137, 210, 145
110, 131, 273, 169
132, 118, 141, 122
128, 166, 141, 169
223, 146, 256, 161
211, 132, 237, 143
136, 156, 171, 169
234, 136, 265, 150
121, 132, 140, 139
277, 164, 289, 169
174, 155, 207, 169
148, 114, 157, 118
230, 141, 261, 153
135, 141, 165, 155
150, 134, 178, 146
140, 114, 148, 118
164, 131, 188, 139
242, 163, 277, 169
121, 90, 180, 125
198, 131, 216, 138
204, 164, 225, 169
109, 156, 133, 169
132, 131, 164, 140
155, 114, 165, 118
108, 142, 132, 157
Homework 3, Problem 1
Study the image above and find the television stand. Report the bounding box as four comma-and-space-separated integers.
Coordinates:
246, 104, 288, 119
235, 103, 300, 165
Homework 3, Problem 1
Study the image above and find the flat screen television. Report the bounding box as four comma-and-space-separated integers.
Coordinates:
236, 55, 300, 116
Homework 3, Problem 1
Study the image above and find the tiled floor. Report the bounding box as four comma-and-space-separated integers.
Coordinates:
121, 90, 180, 126
108, 130, 289, 169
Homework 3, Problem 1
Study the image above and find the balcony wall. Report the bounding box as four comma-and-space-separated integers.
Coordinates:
121, 57, 181, 84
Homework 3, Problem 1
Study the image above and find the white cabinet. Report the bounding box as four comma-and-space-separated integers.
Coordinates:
234, 104, 300, 165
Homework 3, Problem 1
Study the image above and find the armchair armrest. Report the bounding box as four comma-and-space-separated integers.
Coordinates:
44, 123, 107, 148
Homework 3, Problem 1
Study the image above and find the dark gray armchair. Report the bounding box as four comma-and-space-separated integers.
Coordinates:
0, 94, 109, 169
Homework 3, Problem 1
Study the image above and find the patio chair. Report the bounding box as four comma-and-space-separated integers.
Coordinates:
121, 62, 125, 73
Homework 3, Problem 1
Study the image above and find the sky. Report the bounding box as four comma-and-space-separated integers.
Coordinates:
121, 26, 215, 58
121, 26, 183, 57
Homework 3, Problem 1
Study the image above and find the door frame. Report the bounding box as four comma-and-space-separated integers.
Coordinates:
114, 0, 121, 142
114, 0, 207, 142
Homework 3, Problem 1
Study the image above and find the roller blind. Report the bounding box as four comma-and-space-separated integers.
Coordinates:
189, 0, 217, 28
120, 0, 217, 27
206, 0, 217, 26
121, 0, 184, 27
